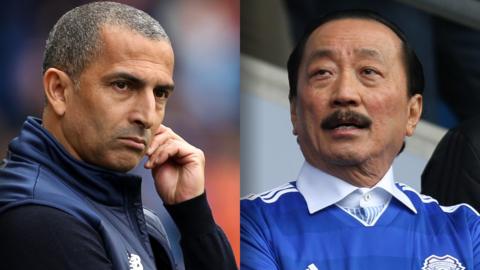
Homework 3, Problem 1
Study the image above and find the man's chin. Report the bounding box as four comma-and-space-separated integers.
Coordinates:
103, 162, 137, 173
101, 153, 142, 173
329, 156, 365, 167
324, 149, 367, 167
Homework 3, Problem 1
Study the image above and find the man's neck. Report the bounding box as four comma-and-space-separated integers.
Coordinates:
42, 110, 81, 161
312, 158, 393, 188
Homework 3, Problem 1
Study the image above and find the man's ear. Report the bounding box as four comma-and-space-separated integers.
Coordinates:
290, 97, 298, 136
43, 68, 74, 117
406, 94, 423, 137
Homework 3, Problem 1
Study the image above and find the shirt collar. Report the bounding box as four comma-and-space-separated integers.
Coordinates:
296, 161, 417, 214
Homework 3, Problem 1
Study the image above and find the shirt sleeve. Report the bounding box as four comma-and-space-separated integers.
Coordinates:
0, 204, 112, 270
164, 192, 237, 270
240, 199, 280, 270
467, 206, 480, 269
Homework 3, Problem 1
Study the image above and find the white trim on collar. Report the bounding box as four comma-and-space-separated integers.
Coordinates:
296, 162, 417, 214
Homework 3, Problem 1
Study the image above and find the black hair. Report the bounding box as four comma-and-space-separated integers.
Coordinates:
287, 9, 424, 100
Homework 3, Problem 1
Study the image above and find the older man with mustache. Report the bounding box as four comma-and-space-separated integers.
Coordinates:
241, 10, 480, 270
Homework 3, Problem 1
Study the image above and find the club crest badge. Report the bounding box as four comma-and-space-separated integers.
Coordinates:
422, 255, 465, 270
127, 252, 143, 270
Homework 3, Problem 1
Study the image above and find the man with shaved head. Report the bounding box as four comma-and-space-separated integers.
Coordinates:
241, 10, 480, 270
0, 2, 235, 269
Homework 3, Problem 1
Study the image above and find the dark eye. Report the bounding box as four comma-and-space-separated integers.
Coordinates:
310, 69, 332, 80
315, 70, 330, 76
154, 88, 170, 98
361, 68, 379, 76
112, 81, 129, 91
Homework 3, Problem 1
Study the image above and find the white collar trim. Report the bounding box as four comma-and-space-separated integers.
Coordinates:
296, 162, 417, 214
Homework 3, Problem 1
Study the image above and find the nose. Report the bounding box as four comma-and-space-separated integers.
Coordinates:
330, 70, 361, 107
130, 90, 157, 130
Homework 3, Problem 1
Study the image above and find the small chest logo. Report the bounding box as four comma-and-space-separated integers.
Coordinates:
305, 263, 319, 270
422, 255, 465, 270
128, 253, 143, 270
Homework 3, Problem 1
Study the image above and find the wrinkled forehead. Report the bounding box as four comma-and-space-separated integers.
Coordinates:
302, 18, 403, 64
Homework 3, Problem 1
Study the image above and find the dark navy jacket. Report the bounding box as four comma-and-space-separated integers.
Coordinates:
0, 117, 176, 269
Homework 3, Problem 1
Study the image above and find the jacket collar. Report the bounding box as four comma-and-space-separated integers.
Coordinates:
8, 117, 142, 206
296, 161, 417, 214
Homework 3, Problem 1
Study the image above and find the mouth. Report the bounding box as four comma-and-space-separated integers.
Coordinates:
330, 122, 369, 130
118, 137, 147, 151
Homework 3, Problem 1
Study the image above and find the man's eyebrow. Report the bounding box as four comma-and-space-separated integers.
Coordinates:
103, 72, 146, 87
305, 48, 386, 65
157, 83, 175, 92
103, 72, 175, 91
306, 49, 335, 66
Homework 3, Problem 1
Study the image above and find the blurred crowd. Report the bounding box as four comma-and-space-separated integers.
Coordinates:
0, 0, 239, 267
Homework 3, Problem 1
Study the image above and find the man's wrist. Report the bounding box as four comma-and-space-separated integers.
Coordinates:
164, 192, 216, 235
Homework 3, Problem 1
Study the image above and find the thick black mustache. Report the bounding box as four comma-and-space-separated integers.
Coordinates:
321, 110, 372, 130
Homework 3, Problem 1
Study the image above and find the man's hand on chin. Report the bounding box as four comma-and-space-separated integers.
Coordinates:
144, 125, 205, 205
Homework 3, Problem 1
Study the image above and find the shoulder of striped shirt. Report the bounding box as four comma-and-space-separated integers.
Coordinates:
396, 182, 480, 216
241, 182, 299, 204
